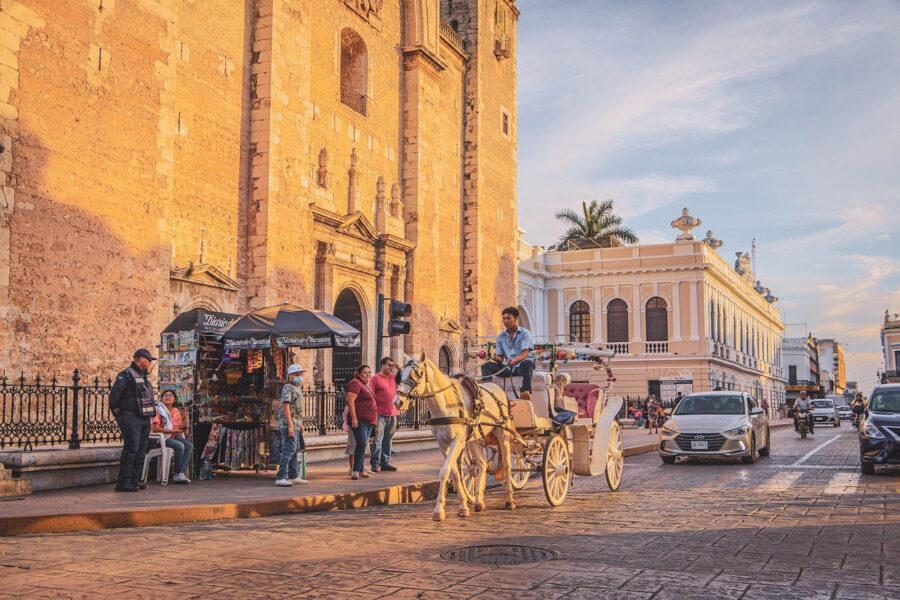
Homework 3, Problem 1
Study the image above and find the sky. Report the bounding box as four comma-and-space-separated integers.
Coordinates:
515, 0, 900, 392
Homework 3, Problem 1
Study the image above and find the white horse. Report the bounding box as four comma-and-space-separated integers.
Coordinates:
394, 354, 516, 522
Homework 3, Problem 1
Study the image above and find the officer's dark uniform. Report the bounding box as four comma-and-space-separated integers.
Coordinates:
109, 352, 156, 491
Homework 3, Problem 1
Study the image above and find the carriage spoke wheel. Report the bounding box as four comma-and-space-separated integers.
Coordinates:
542, 434, 570, 507
510, 451, 529, 491
605, 420, 624, 492
456, 447, 478, 501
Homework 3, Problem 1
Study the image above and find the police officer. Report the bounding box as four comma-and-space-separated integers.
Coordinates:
109, 348, 157, 492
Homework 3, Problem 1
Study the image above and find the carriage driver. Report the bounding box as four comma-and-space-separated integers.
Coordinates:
480, 307, 535, 400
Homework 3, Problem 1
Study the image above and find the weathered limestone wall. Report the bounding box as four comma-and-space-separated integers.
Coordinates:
0, 0, 519, 379
448, 0, 518, 345
472, 0, 518, 336
0, 1, 251, 374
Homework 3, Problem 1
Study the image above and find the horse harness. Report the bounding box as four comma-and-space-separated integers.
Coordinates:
402, 361, 519, 445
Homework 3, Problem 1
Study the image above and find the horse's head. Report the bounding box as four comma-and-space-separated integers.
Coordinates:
394, 352, 429, 413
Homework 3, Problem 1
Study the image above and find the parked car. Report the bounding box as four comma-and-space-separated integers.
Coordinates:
838, 405, 853, 421
810, 399, 840, 427
659, 391, 770, 465
859, 384, 900, 474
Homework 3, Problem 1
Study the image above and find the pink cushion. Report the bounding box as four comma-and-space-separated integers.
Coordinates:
564, 383, 601, 418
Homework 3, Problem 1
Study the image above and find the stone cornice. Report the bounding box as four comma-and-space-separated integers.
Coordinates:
402, 44, 447, 72
376, 233, 415, 253
170, 263, 242, 292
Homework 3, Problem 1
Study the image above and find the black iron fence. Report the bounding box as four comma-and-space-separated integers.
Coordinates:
0, 371, 117, 451
1, 372, 431, 451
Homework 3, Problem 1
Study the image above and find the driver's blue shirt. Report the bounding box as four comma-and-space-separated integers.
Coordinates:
495, 327, 534, 364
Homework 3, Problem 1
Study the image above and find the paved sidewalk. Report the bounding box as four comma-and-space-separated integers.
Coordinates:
0, 420, 793, 536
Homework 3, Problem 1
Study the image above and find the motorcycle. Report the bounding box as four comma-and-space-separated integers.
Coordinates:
796, 409, 810, 439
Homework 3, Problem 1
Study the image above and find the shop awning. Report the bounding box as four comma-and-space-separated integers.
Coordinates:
162, 309, 241, 335
222, 303, 361, 350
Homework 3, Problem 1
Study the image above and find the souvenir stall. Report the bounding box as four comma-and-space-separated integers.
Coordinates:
214, 303, 361, 475
157, 309, 272, 476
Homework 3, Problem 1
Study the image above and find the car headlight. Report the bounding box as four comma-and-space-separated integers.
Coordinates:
861, 420, 885, 439
661, 423, 678, 436
724, 425, 749, 436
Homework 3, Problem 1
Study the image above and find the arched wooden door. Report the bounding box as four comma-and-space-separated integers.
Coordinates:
332, 289, 363, 387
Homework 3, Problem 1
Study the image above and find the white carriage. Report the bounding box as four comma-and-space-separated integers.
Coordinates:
458, 346, 624, 507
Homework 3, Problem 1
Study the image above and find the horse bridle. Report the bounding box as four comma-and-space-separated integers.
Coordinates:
399, 360, 459, 401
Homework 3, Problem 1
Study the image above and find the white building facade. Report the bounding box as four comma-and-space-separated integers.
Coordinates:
517, 210, 787, 409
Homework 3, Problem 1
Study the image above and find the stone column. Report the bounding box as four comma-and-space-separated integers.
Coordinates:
314, 242, 335, 380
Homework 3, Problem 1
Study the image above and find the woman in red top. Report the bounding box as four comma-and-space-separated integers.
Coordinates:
345, 365, 377, 480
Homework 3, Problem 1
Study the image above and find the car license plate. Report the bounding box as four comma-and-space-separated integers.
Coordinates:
815, 417, 826, 421
691, 440, 708, 450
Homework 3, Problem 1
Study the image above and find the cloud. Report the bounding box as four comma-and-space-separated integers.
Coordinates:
519, 0, 896, 173
518, 174, 714, 243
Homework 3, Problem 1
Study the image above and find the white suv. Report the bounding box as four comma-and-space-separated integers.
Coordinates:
810, 399, 840, 427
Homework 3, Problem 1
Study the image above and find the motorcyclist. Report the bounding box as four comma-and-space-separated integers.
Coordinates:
793, 390, 814, 435
851, 393, 867, 427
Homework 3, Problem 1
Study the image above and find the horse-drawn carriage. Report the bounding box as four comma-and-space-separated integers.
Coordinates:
395, 345, 624, 521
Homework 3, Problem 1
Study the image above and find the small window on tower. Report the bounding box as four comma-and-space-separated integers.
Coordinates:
502, 112, 509, 135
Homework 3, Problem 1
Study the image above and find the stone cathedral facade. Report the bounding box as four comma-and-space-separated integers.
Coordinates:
0, 0, 519, 380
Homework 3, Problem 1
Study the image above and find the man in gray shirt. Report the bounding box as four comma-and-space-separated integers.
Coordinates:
793, 390, 814, 435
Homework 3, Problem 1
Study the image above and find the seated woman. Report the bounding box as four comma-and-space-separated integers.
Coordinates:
151, 390, 193, 484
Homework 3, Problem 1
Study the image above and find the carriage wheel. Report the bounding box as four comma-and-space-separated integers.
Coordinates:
605, 420, 624, 492
509, 451, 530, 491
542, 434, 570, 506
456, 446, 478, 501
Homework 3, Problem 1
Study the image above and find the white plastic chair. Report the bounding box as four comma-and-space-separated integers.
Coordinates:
141, 432, 175, 485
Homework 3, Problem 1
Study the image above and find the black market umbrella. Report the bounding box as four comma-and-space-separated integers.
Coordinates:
222, 303, 361, 350
162, 309, 240, 335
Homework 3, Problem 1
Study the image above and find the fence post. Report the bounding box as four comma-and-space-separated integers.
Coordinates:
316, 381, 327, 435
69, 369, 81, 449
413, 396, 420, 430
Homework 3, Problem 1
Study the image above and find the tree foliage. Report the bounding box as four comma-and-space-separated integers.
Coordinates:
554, 200, 638, 249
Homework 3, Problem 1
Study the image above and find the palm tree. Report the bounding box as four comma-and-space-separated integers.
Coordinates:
554, 199, 638, 250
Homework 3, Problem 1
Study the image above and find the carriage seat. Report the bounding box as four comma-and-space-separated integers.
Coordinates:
506, 372, 554, 431
564, 383, 602, 419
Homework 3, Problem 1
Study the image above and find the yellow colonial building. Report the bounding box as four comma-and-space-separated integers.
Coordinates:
0, 1, 519, 382
518, 209, 787, 409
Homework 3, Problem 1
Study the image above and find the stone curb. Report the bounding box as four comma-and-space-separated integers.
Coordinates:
0, 480, 441, 537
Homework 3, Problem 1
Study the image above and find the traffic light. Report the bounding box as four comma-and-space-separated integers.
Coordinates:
388, 299, 412, 336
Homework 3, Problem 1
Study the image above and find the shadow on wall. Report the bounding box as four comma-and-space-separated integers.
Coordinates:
4, 130, 319, 378
5, 128, 167, 377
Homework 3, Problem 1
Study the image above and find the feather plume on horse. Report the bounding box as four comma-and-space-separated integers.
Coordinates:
394, 353, 516, 522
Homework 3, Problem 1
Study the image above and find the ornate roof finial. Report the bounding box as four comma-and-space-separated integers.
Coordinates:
702, 229, 723, 250
671, 207, 702, 242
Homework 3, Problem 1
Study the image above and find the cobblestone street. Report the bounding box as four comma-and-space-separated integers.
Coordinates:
2, 426, 897, 599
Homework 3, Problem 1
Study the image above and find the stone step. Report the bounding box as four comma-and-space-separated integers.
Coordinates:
0, 478, 32, 498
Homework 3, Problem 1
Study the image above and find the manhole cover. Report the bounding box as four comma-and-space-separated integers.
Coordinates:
440, 545, 558, 565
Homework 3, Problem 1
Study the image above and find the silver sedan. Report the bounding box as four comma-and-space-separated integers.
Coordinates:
659, 391, 770, 464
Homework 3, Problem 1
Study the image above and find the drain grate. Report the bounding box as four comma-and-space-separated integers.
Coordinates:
440, 545, 558, 565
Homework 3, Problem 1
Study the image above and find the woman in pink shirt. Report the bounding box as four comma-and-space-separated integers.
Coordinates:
345, 365, 377, 480
150, 390, 193, 484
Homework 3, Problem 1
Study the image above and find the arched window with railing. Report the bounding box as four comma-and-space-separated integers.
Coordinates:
606, 299, 628, 343
645, 297, 668, 342
568, 300, 591, 343
340, 28, 368, 115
